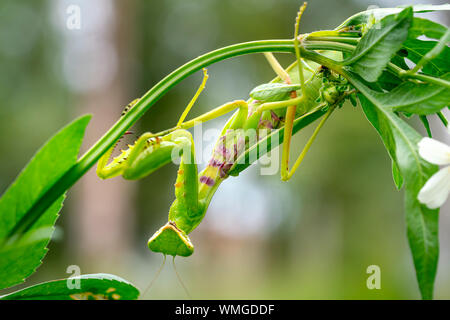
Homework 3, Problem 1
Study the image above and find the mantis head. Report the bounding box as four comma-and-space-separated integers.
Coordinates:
147, 221, 194, 257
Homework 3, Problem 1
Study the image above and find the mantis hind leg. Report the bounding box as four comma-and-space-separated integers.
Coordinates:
279, 3, 307, 181
269, 3, 330, 182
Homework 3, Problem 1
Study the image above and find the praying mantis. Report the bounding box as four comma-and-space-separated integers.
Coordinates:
96, 4, 354, 258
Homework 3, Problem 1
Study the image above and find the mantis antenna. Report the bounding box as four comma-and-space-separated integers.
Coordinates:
173, 256, 192, 299
140, 255, 166, 299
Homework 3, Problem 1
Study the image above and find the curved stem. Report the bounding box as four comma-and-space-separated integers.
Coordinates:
3, 40, 293, 239
305, 36, 360, 45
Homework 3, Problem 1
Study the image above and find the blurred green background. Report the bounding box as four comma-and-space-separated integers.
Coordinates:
0, 0, 449, 299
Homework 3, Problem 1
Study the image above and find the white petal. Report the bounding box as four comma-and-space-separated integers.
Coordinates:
418, 166, 450, 209
418, 137, 450, 165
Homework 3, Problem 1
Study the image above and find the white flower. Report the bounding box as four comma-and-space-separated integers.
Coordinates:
417, 126, 450, 209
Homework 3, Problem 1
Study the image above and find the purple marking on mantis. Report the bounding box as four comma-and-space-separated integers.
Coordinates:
215, 142, 229, 158
237, 136, 246, 154
258, 119, 273, 129
208, 158, 223, 167
247, 101, 259, 117
199, 175, 215, 186
219, 163, 233, 178
270, 111, 280, 122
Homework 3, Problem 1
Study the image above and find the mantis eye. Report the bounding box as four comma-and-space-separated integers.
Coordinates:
148, 222, 194, 257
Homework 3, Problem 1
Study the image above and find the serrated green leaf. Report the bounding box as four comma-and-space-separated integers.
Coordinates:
0, 115, 91, 290
374, 73, 450, 115
250, 83, 301, 102
350, 72, 439, 299
0, 274, 140, 300
344, 7, 413, 82
408, 17, 447, 40
403, 39, 450, 76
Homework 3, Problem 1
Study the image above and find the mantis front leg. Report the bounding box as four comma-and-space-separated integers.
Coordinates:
97, 127, 202, 256
96, 70, 252, 257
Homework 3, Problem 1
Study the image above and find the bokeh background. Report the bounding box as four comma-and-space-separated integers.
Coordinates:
0, 0, 449, 299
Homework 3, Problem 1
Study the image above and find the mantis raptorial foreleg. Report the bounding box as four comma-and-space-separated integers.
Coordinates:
97, 125, 201, 256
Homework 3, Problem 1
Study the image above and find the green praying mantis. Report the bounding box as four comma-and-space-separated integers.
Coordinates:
96, 4, 355, 258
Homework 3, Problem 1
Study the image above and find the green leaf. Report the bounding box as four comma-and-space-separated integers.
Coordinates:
337, 4, 450, 30
409, 29, 450, 75
0, 274, 140, 300
349, 72, 439, 299
344, 7, 413, 82
374, 73, 450, 115
250, 83, 301, 102
408, 17, 447, 40
358, 90, 400, 184
0, 115, 91, 290
375, 56, 408, 91
403, 39, 450, 76
419, 115, 432, 138
392, 160, 404, 189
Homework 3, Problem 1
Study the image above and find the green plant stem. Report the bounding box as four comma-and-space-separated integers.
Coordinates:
303, 40, 356, 53
305, 36, 360, 45
437, 111, 448, 126
407, 28, 450, 74
402, 72, 450, 89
